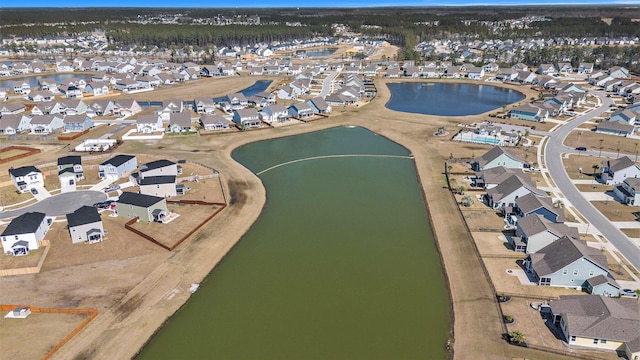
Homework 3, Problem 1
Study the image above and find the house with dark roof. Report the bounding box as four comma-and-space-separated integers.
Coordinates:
614, 177, 640, 206
9, 166, 44, 193
472, 146, 526, 172
549, 295, 638, 356
116, 192, 168, 223
66, 206, 104, 244
600, 156, 640, 185
58, 155, 83, 180
139, 176, 177, 197
99, 154, 137, 179
526, 237, 614, 294
486, 174, 546, 210
514, 193, 565, 223
1, 212, 50, 256
513, 214, 579, 253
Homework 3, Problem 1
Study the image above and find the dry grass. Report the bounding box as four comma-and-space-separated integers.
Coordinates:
0, 185, 34, 208
562, 153, 604, 179
603, 250, 636, 281
471, 231, 525, 258
591, 200, 639, 221
575, 183, 613, 192
460, 208, 505, 232
563, 130, 640, 157
0, 148, 30, 160
620, 228, 640, 238
0, 312, 91, 360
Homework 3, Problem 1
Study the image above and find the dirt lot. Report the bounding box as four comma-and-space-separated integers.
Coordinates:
620, 228, 640, 238
591, 200, 639, 221
0, 312, 91, 360
0, 148, 31, 160
562, 153, 606, 179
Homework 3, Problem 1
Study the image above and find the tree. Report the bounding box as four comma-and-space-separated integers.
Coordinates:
598, 139, 604, 157
449, 177, 457, 191
508, 330, 526, 344
461, 195, 474, 207
457, 185, 466, 195
592, 164, 599, 176
553, 200, 564, 208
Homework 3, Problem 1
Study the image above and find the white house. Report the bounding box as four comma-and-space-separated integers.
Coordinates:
0, 114, 30, 134
600, 156, 640, 185
9, 166, 44, 193
66, 206, 104, 244
199, 114, 231, 131
1, 212, 50, 256
613, 177, 640, 206
136, 115, 163, 133
472, 146, 526, 171
486, 174, 546, 210
99, 154, 137, 180
259, 104, 289, 123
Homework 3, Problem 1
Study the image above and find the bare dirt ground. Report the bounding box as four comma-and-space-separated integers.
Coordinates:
0, 76, 576, 360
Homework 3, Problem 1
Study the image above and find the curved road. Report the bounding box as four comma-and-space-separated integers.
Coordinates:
0, 191, 107, 220
544, 91, 640, 270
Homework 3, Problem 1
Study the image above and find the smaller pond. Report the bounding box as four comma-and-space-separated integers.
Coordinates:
305, 48, 337, 57
0, 73, 94, 90
386, 82, 525, 116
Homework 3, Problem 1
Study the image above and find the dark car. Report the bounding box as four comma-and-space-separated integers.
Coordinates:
575, 146, 587, 151
30, 188, 38, 195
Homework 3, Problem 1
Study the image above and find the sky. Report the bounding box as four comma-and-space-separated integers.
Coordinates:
1, 0, 638, 8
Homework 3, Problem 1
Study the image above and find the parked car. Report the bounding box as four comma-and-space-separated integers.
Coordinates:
104, 185, 120, 193
30, 188, 38, 195
575, 146, 587, 151
621, 289, 638, 298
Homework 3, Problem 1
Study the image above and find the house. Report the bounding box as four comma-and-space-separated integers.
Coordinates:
466, 66, 485, 80
595, 120, 635, 137
115, 192, 169, 223
30, 101, 63, 116
113, 99, 142, 117
9, 166, 44, 193
168, 112, 192, 133
608, 66, 631, 79
486, 174, 546, 210
193, 97, 216, 114
308, 97, 332, 114
29, 114, 64, 134
0, 114, 30, 134
556, 63, 573, 73
288, 102, 315, 119
577, 63, 594, 74
233, 108, 261, 129
537, 64, 557, 75
259, 104, 289, 123
0, 103, 26, 115
276, 85, 296, 100
99, 154, 137, 179
27, 90, 55, 102
63, 114, 93, 132
12, 80, 30, 95
136, 115, 163, 134
58, 84, 83, 99
59, 99, 88, 115
510, 103, 547, 122
156, 99, 183, 121
471, 146, 525, 171
84, 81, 109, 96
526, 237, 612, 292
613, 177, 640, 206
223, 93, 248, 111
87, 100, 114, 117
549, 295, 639, 356
138, 159, 179, 180
139, 176, 177, 197
474, 166, 529, 189
513, 214, 579, 253
1, 212, 50, 256
600, 156, 640, 185
514, 193, 565, 223
58, 155, 84, 180
66, 206, 104, 244
200, 114, 231, 131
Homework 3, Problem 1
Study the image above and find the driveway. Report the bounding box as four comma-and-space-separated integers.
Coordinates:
0, 190, 107, 219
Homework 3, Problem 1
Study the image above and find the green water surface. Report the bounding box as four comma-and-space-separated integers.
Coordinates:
137, 126, 450, 359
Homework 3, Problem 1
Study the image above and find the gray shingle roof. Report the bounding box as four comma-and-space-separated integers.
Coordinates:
139, 176, 176, 185
117, 192, 164, 208
1, 212, 46, 236
9, 166, 41, 178
602, 156, 637, 172
515, 193, 564, 222
530, 237, 608, 276
141, 159, 175, 171
101, 154, 135, 167
58, 155, 81, 167
517, 214, 577, 238
474, 146, 524, 168
486, 174, 544, 203
66, 206, 101, 228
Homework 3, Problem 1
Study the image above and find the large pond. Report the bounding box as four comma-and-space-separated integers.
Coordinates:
137, 126, 450, 359
386, 82, 525, 116
0, 73, 94, 90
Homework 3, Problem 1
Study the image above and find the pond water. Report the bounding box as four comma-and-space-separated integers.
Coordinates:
0, 73, 93, 90
306, 48, 338, 57
137, 126, 450, 359
386, 82, 525, 116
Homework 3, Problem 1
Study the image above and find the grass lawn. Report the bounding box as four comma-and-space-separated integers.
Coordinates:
575, 183, 613, 192
620, 228, 640, 238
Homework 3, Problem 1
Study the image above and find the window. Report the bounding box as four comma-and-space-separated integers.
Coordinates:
601, 339, 607, 344
563, 269, 568, 275
573, 269, 579, 275
571, 336, 576, 342
593, 339, 599, 344
589, 270, 594, 276
540, 277, 551, 286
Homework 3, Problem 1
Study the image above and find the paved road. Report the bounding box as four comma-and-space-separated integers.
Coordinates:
319, 71, 339, 98
0, 190, 107, 219
544, 90, 640, 270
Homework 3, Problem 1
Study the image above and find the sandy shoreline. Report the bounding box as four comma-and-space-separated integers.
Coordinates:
8, 77, 557, 359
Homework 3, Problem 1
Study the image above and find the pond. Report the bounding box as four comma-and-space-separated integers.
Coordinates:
386, 82, 525, 116
0, 73, 94, 90
137, 126, 450, 359
306, 48, 338, 57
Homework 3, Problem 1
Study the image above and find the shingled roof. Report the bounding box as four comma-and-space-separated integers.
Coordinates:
530, 237, 608, 277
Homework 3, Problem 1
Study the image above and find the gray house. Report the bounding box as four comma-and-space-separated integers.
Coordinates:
471, 146, 525, 171
139, 159, 179, 180
99, 154, 137, 180
66, 206, 104, 244
116, 192, 168, 223
139, 176, 177, 197
513, 214, 579, 253
527, 237, 613, 293
474, 166, 529, 189
486, 174, 546, 210
58, 155, 84, 180
514, 193, 565, 223
63, 114, 93, 132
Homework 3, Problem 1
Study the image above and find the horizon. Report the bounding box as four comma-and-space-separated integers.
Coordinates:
2, 0, 639, 9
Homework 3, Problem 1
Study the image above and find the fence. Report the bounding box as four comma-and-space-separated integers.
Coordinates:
124, 217, 171, 251
0, 145, 41, 164
0, 304, 99, 360
0, 241, 50, 277
57, 129, 90, 141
